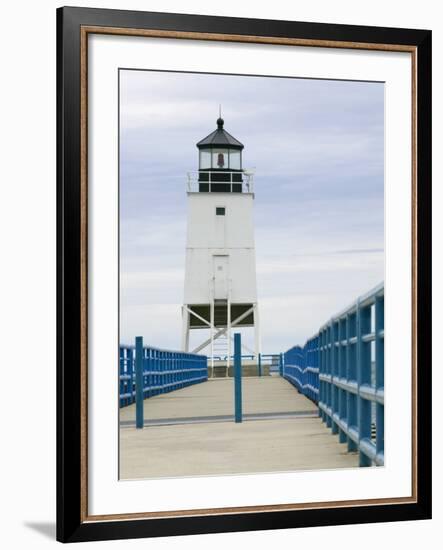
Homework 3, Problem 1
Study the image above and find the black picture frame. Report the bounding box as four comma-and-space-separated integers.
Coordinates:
57, 6, 432, 543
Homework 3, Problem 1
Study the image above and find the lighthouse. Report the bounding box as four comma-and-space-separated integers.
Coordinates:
182, 116, 260, 373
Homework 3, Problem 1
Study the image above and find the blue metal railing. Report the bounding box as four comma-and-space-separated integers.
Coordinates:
283, 336, 319, 403
208, 353, 280, 377
283, 283, 384, 467
211, 354, 255, 362
119, 344, 208, 408
258, 354, 281, 374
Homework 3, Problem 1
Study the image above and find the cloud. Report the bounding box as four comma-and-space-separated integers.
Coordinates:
119, 69, 384, 353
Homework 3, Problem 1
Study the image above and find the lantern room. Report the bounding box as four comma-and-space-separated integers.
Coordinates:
197, 117, 244, 192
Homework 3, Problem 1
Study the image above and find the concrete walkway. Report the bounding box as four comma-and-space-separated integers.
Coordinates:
120, 376, 318, 423
119, 377, 358, 479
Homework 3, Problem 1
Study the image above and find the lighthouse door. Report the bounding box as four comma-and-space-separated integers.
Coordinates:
213, 255, 229, 300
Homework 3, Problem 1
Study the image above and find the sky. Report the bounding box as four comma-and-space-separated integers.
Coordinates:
119, 69, 384, 353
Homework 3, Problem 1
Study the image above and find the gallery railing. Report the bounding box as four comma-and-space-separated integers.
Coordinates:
186, 171, 254, 193
282, 282, 384, 467
119, 344, 208, 408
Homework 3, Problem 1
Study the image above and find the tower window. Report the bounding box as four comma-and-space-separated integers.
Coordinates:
216, 207, 226, 216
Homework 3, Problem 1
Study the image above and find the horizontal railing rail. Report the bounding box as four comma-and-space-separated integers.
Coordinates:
119, 344, 208, 408
282, 283, 384, 467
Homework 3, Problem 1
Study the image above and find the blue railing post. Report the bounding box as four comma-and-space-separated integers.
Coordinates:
146, 348, 152, 398
119, 347, 125, 408
338, 319, 347, 443
331, 320, 339, 435
347, 312, 358, 452
357, 300, 372, 466
234, 333, 243, 423
375, 295, 384, 463
319, 330, 324, 419
326, 323, 332, 428
135, 336, 144, 429
279, 353, 283, 376
258, 353, 262, 377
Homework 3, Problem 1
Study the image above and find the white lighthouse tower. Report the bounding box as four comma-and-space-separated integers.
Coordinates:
182, 116, 260, 371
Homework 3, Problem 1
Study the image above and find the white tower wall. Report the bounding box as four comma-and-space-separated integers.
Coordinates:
182, 189, 260, 363
184, 192, 257, 305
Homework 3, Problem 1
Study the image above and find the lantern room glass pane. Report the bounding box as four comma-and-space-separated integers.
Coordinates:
199, 150, 211, 169
212, 148, 229, 169
229, 150, 241, 170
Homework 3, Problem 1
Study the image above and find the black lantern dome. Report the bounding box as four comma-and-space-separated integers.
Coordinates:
196, 117, 244, 192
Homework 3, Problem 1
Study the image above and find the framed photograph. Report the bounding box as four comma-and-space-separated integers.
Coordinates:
57, 6, 432, 543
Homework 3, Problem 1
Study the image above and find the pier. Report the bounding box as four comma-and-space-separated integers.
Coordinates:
119, 283, 383, 479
